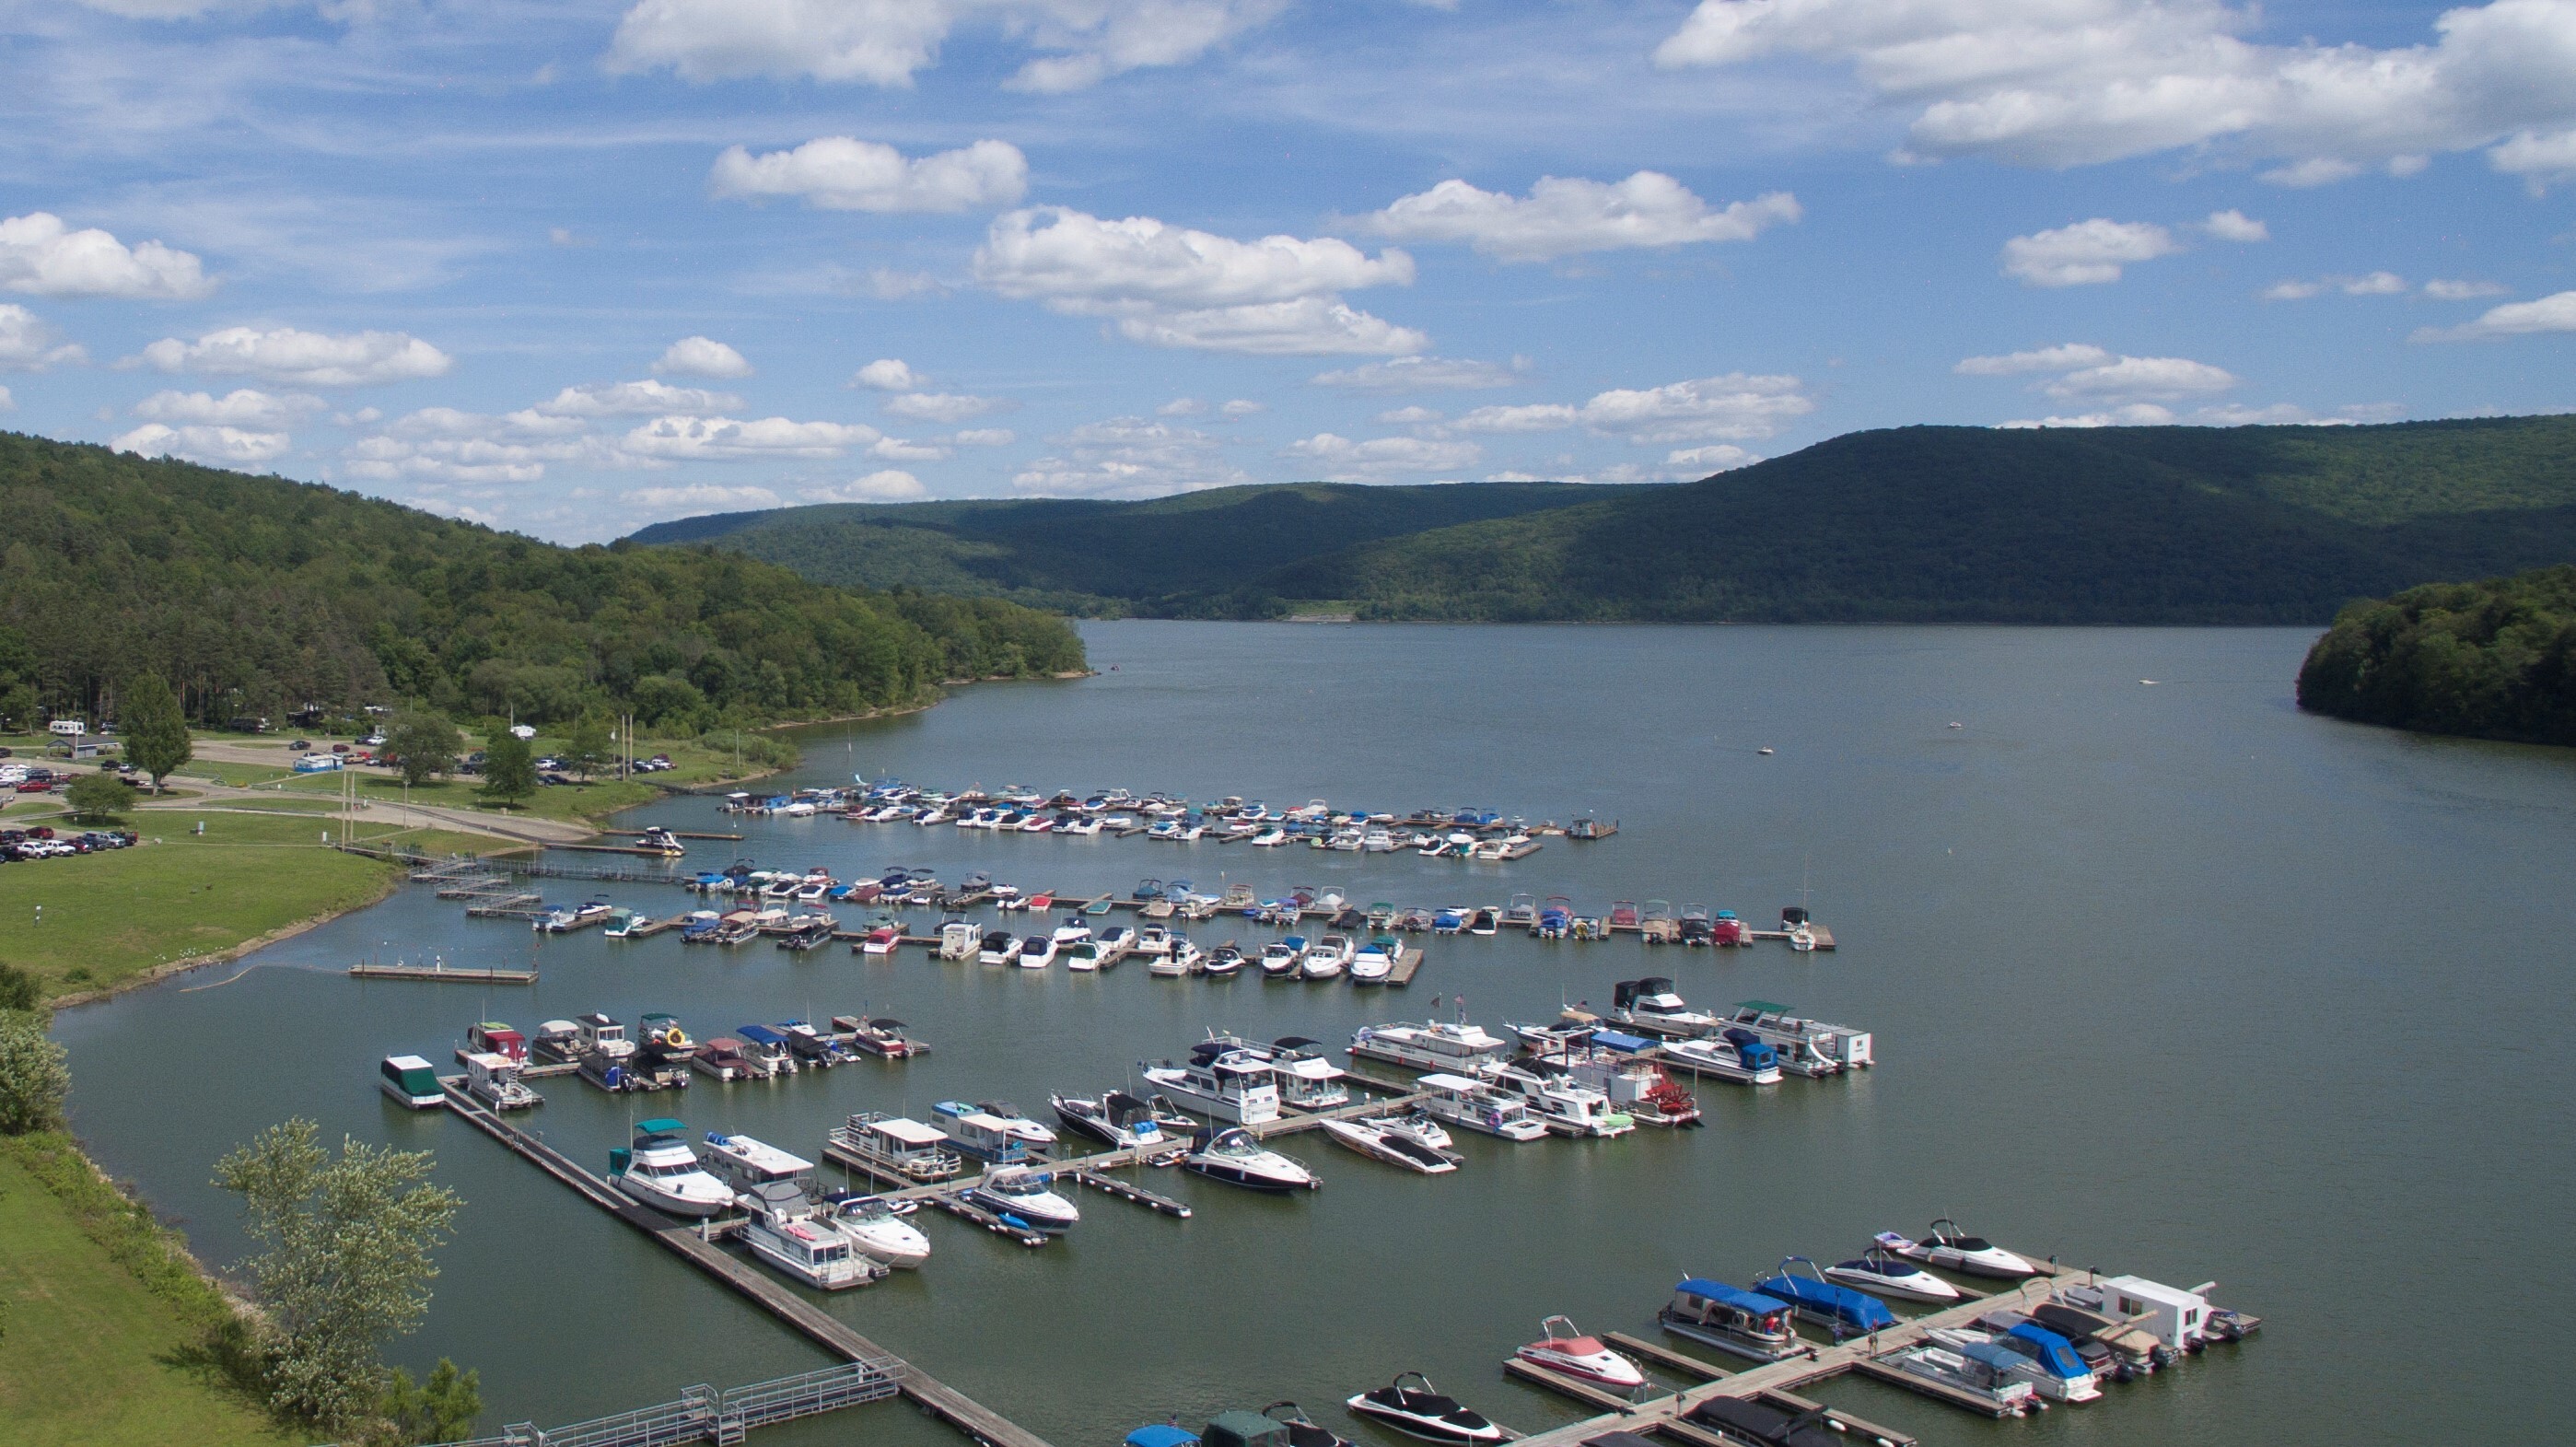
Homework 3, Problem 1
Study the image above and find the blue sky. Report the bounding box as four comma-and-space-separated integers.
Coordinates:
2, 0, 2572, 541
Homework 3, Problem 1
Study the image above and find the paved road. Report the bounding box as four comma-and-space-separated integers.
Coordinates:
133, 777, 594, 846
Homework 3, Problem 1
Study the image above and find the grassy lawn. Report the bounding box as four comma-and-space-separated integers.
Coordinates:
0, 813, 495, 1001
0, 1136, 304, 1447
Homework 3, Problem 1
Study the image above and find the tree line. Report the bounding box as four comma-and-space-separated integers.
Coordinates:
2296, 565, 2576, 747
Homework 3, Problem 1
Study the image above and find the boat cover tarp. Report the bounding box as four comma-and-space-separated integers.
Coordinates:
738, 1024, 791, 1046
1757, 1274, 1899, 1330
1126, 1429, 1200, 1447
1675, 1279, 1794, 1314
1589, 1030, 1656, 1053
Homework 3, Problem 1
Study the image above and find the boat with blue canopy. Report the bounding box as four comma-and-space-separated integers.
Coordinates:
1756, 1256, 1897, 1334
1658, 1278, 1801, 1361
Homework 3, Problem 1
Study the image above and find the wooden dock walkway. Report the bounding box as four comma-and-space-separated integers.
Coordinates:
349, 962, 536, 984
439, 1086, 1057, 1447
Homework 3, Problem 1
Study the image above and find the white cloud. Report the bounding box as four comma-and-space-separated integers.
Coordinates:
1451, 403, 1581, 433
882, 391, 1008, 423
2001, 219, 2179, 287
852, 357, 923, 391
2490, 125, 2576, 189
110, 422, 291, 466
620, 483, 786, 513
1361, 172, 1800, 263
975, 206, 1423, 356
710, 136, 1028, 213
654, 335, 753, 378
135, 327, 451, 387
2263, 271, 2411, 300
606, 0, 1289, 92
341, 407, 611, 484
2413, 288, 2576, 340
0, 305, 84, 371
2043, 356, 2238, 402
0, 212, 213, 300
619, 414, 880, 460
1375, 404, 1444, 426
863, 267, 945, 299
804, 470, 928, 502
1954, 344, 2116, 376
2000, 405, 2180, 428
1578, 372, 1814, 443
1284, 432, 1483, 480
952, 427, 1017, 446
1011, 415, 1254, 498
868, 436, 952, 462
1218, 398, 1265, 417
2201, 209, 2270, 242
133, 389, 321, 429
1309, 356, 1526, 391
1666, 444, 1759, 472
1654, 0, 2576, 184
1157, 397, 1207, 416
2424, 278, 2510, 299
536, 378, 744, 417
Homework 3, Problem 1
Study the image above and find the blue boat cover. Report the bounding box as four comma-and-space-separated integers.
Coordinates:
1960, 1341, 2023, 1375
1756, 1274, 1899, 1331
1675, 1278, 1794, 1315
1590, 1030, 1656, 1053
2005, 1323, 2090, 1377
737, 1024, 789, 1046
1126, 1428, 1201, 1447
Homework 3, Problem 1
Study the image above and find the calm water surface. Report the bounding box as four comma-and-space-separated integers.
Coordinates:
56, 623, 2576, 1447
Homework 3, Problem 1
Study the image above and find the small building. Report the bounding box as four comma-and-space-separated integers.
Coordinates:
2087, 1276, 2211, 1351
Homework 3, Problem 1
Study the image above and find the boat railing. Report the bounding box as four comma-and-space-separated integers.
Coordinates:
420, 1359, 904, 1447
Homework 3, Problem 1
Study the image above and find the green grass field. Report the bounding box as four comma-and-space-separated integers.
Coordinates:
0, 1136, 304, 1447
0, 813, 494, 1001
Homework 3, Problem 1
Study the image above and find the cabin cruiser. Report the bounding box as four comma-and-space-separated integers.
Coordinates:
1203, 1034, 1348, 1109
1658, 1279, 1801, 1361
836, 1015, 928, 1058
1756, 1257, 1897, 1334
611, 1120, 735, 1218
1062, 941, 1105, 972
1019, 935, 1058, 968
1824, 1247, 1963, 1303
1876, 1220, 2037, 1278
465, 1021, 528, 1062
965, 1167, 1080, 1232
575, 1012, 635, 1066
979, 929, 1021, 965
739, 1181, 880, 1289
1514, 1316, 1645, 1391
1348, 1019, 1512, 1073
1183, 1126, 1318, 1192
1477, 1062, 1634, 1138
1052, 1091, 1172, 1151
1344, 1373, 1505, 1446
1138, 1051, 1282, 1125
1300, 935, 1351, 980
1051, 916, 1092, 946
1891, 1343, 2038, 1416
1723, 1001, 1871, 1074
1927, 1323, 2101, 1403
1414, 1073, 1549, 1141
1608, 978, 1723, 1035
1661, 1032, 1784, 1086
977, 1101, 1057, 1150
1133, 924, 1174, 958
825, 1194, 932, 1268
1320, 1115, 1459, 1173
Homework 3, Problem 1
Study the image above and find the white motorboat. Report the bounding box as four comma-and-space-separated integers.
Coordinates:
1300, 934, 1351, 980
1348, 1019, 1513, 1073
1183, 1126, 1319, 1192
1259, 940, 1302, 978
1660, 1033, 1785, 1086
1348, 937, 1395, 985
1138, 1050, 1282, 1125
966, 1167, 1080, 1232
611, 1120, 735, 1218
1720, 1001, 1872, 1074
1514, 1315, 1645, 1391
1204, 1033, 1348, 1108
1877, 1220, 2038, 1278
1477, 1062, 1636, 1138
1062, 941, 1105, 972
1414, 1072, 1550, 1141
1891, 1344, 2039, 1416
1051, 916, 1092, 946
700, 1131, 817, 1197
1345, 1373, 1506, 1446
978, 929, 1021, 965
1824, 1247, 1963, 1303
1050, 1091, 1171, 1151
827, 1195, 931, 1268
1133, 925, 1174, 958
1019, 935, 1058, 968
1096, 925, 1136, 961
1926, 1326, 2101, 1403
1607, 977, 1723, 1035
976, 1101, 1057, 1150
738, 1181, 880, 1289
1321, 1116, 1459, 1174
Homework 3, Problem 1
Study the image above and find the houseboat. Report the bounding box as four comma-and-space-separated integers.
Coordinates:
1413, 1072, 1550, 1141
702, 1131, 818, 1197
1348, 1019, 1513, 1073
928, 1101, 1028, 1164
379, 1054, 444, 1109
827, 1113, 963, 1183
1723, 1001, 1872, 1074
738, 1181, 880, 1290
1658, 1278, 1801, 1361
462, 1051, 540, 1111
1137, 1050, 1282, 1126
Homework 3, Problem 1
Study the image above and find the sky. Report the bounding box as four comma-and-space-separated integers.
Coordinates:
2, 0, 2572, 542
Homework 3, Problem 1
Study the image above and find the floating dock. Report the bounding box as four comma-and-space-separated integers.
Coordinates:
348, 962, 536, 985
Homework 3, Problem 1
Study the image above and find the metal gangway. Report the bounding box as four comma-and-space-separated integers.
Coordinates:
438, 1359, 903, 1447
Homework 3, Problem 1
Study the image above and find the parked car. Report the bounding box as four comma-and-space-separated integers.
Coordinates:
331, 742, 351, 753
289, 739, 312, 751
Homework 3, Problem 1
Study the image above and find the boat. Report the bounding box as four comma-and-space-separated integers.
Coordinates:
1347, 1019, 1512, 1073
976, 1101, 1057, 1150
978, 929, 1021, 965
1344, 1373, 1504, 1446
465, 1021, 527, 1062
1755, 1257, 1897, 1335
965, 1167, 1080, 1232
1514, 1316, 1644, 1390
835, 1015, 928, 1058
1096, 925, 1136, 961
734, 1024, 798, 1077
827, 1113, 962, 1182
1348, 938, 1394, 984
1477, 1062, 1634, 1137
860, 925, 902, 957
1137, 1051, 1282, 1125
1258, 941, 1302, 979
1876, 1220, 2037, 1278
1320, 1116, 1459, 1174
1607, 978, 1722, 1035
1681, 1397, 1846, 1447
1824, 1247, 1962, 1303
929, 1102, 1028, 1164
1260, 1403, 1353, 1447
738, 1181, 880, 1289
601, 909, 642, 939
1890, 1343, 2038, 1416
1204, 1034, 1347, 1108
1019, 935, 1058, 968
1134, 924, 1174, 956
1658, 1279, 1801, 1362
635, 1012, 696, 1068
1724, 1001, 1872, 1073
1051, 1091, 1172, 1151
1062, 941, 1105, 972
1609, 900, 1640, 930
1182, 1126, 1318, 1191
825, 1194, 932, 1268
1660, 1032, 1784, 1086
1300, 934, 1350, 980
575, 1012, 635, 1066
701, 1131, 817, 1197
462, 1051, 540, 1111
1413, 1072, 1549, 1141
694, 1036, 752, 1081
1926, 1324, 2101, 1402
1167, 937, 1207, 974
609, 1119, 734, 1218
1467, 908, 1498, 937
1500, 893, 1539, 931
1200, 943, 1241, 978
379, 1054, 444, 1109
1052, 916, 1092, 946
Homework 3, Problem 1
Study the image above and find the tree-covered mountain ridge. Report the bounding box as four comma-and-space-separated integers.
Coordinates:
635, 416, 2576, 624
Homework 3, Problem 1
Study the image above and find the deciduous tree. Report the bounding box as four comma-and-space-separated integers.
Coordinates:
64, 771, 135, 821
477, 731, 536, 808
119, 673, 193, 790
385, 711, 463, 788
0, 1008, 70, 1133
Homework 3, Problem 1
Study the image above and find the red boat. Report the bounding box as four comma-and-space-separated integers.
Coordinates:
1515, 1315, 1646, 1390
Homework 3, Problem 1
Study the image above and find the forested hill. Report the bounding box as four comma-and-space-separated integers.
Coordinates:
0, 434, 1084, 729
638, 416, 2576, 624
2297, 566, 2576, 747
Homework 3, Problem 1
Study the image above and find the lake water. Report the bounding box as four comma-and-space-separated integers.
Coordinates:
54, 623, 2576, 1447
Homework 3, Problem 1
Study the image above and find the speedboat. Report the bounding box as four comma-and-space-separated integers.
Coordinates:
979, 929, 1020, 965
1514, 1316, 1645, 1391
1876, 1219, 2038, 1278
1344, 1373, 1504, 1446
1019, 935, 1058, 968
1259, 941, 1302, 979
1320, 1116, 1459, 1174
1756, 1256, 1897, 1335
1300, 935, 1350, 980
1201, 943, 1242, 978
826, 1194, 931, 1268
611, 1120, 735, 1218
1183, 1126, 1318, 1192
1825, 1246, 1962, 1303
976, 1101, 1057, 1150
1661, 1032, 1784, 1086
1658, 1278, 1801, 1362
1052, 1091, 1171, 1151
1052, 916, 1092, 946
965, 1167, 1080, 1232
1260, 1403, 1352, 1447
